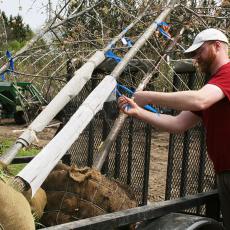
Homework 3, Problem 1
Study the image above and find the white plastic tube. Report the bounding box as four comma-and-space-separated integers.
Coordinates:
17, 75, 116, 196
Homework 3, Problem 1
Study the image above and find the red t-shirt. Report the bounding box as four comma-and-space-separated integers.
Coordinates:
193, 62, 230, 173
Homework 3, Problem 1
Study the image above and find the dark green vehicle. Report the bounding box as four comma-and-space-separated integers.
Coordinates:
0, 81, 47, 124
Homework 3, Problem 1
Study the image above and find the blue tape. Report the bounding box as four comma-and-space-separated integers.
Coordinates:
144, 104, 158, 113
117, 83, 135, 96
115, 87, 122, 97
157, 22, 171, 40
1, 74, 5, 81
158, 28, 171, 39
6, 50, 11, 59
123, 37, 133, 47
6, 50, 14, 71
0, 51, 15, 80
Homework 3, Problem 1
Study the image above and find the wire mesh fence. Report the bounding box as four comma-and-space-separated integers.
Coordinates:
165, 69, 216, 216
59, 74, 152, 206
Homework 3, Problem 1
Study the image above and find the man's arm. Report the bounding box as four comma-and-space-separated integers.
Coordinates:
134, 84, 225, 111
118, 96, 201, 133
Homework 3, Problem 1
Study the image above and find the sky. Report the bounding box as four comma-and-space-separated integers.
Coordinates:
0, 0, 59, 31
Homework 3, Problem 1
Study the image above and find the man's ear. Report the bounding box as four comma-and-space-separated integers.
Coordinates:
214, 41, 222, 50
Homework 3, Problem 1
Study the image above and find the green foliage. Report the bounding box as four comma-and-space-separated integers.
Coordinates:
0, 11, 34, 52
0, 138, 40, 175
8, 164, 25, 176
0, 139, 13, 154
7, 40, 21, 50
0, 138, 39, 156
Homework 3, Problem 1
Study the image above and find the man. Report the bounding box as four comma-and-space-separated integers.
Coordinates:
118, 28, 230, 229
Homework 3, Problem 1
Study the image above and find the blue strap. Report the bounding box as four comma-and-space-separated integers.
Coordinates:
0, 51, 14, 81
1, 74, 5, 81
144, 104, 158, 114
115, 87, 122, 97
124, 37, 133, 47
117, 83, 134, 96
157, 22, 171, 40
158, 28, 171, 39
116, 83, 159, 114
105, 50, 122, 63
6, 50, 14, 71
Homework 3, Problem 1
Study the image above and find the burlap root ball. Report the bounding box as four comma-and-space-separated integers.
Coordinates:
41, 163, 137, 226
0, 180, 35, 230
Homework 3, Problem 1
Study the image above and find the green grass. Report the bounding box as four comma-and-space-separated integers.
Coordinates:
0, 139, 40, 175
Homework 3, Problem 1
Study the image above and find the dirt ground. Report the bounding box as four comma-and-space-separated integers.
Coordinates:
0, 119, 169, 203
149, 131, 169, 203
0, 119, 59, 147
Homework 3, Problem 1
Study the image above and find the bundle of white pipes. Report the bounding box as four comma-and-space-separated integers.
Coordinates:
0, 3, 150, 165
15, 0, 178, 197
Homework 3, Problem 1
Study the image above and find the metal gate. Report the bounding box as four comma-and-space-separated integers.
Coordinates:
165, 67, 217, 215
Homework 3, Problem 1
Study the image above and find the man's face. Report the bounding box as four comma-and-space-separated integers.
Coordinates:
192, 42, 217, 75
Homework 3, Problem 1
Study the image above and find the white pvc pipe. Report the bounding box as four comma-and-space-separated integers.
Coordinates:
17, 75, 116, 196
0, 51, 104, 165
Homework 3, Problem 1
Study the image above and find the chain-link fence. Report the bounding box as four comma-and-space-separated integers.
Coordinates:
59, 62, 217, 212
165, 69, 216, 215
59, 74, 152, 206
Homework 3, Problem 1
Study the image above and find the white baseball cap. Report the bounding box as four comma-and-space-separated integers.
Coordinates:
184, 28, 229, 54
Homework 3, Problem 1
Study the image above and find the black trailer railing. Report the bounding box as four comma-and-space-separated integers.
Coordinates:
10, 155, 220, 229
40, 190, 219, 230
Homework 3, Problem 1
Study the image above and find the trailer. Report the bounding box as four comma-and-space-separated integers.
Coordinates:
9, 61, 224, 229
0, 81, 47, 124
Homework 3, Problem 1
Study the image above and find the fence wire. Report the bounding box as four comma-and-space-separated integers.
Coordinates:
165, 70, 216, 216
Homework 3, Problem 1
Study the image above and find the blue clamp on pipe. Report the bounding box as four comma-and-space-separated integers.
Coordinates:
105, 50, 122, 63
116, 83, 159, 114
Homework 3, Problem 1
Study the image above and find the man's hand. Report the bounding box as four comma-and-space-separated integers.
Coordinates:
118, 96, 142, 117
